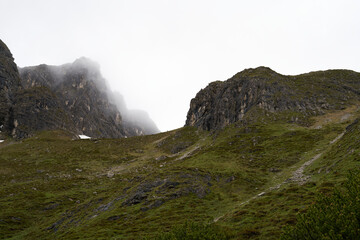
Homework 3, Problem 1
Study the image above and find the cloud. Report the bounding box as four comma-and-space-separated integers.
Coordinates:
2, 0, 360, 131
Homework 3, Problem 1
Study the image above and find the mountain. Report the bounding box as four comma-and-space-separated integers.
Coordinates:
0, 39, 159, 139
0, 40, 23, 137
1, 41, 360, 239
186, 66, 360, 130
110, 92, 160, 135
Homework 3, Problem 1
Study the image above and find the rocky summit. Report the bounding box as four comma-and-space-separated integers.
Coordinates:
0, 39, 159, 139
186, 66, 360, 130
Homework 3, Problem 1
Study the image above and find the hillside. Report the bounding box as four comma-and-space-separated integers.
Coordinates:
1, 65, 360, 239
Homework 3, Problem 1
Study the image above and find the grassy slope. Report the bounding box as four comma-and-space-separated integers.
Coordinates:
1, 106, 360, 239
216, 106, 360, 239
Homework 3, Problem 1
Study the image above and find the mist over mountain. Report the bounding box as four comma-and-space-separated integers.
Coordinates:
110, 91, 160, 135
0, 39, 159, 139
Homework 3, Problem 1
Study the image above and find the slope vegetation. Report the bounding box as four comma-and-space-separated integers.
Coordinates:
1, 104, 359, 239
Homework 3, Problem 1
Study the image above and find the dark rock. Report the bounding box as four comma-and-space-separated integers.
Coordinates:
10, 216, 22, 222
0, 39, 159, 139
122, 179, 165, 206
162, 181, 180, 189
0, 39, 23, 136
141, 199, 165, 211
268, 168, 281, 173
123, 191, 148, 206
140, 180, 165, 192
43, 203, 59, 211
194, 186, 209, 198
107, 215, 122, 221
152, 199, 165, 208
168, 191, 184, 200
123, 174, 211, 208
47, 217, 65, 232
346, 118, 359, 132
185, 67, 360, 130
225, 176, 236, 183
17, 59, 126, 138
96, 201, 113, 212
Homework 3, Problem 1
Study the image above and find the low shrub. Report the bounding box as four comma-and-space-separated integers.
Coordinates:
149, 221, 233, 240
281, 171, 360, 240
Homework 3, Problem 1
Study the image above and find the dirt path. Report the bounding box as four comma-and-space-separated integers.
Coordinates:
172, 137, 207, 161
213, 131, 345, 223
175, 144, 201, 161
286, 153, 323, 185
286, 131, 344, 185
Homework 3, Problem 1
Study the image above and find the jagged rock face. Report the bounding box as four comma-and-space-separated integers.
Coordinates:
186, 67, 360, 130
17, 59, 127, 138
0, 40, 22, 134
17, 58, 160, 138
0, 39, 158, 138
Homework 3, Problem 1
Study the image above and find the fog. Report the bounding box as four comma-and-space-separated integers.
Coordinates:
21, 57, 160, 135
109, 91, 160, 134
68, 58, 160, 134
2, 0, 360, 131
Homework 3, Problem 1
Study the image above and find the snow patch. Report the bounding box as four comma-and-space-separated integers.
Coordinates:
78, 135, 91, 139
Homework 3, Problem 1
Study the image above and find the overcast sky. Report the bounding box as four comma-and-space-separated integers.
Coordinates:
1, 0, 360, 131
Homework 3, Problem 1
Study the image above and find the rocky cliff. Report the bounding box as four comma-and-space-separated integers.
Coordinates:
0, 40, 23, 137
0, 39, 158, 138
186, 67, 360, 130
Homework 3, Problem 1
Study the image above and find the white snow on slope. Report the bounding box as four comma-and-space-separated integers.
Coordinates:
78, 135, 91, 139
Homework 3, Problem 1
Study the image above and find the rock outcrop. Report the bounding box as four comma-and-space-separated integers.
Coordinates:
186, 67, 360, 130
0, 40, 23, 136
17, 58, 128, 138
0, 39, 158, 138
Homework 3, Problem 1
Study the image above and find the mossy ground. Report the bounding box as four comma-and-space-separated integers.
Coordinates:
1, 107, 360, 239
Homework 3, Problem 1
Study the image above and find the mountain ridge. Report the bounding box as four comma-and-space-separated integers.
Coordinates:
186, 66, 360, 130
0, 39, 159, 139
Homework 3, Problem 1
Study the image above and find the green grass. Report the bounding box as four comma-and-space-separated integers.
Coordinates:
281, 171, 360, 239
1, 107, 360, 239
149, 221, 234, 240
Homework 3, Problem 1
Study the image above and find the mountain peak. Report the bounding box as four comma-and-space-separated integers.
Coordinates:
72, 57, 100, 70
186, 67, 360, 130
234, 66, 281, 78
0, 39, 14, 60
0, 38, 159, 139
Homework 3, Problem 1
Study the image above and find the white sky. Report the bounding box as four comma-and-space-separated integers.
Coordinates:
1, 0, 360, 131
